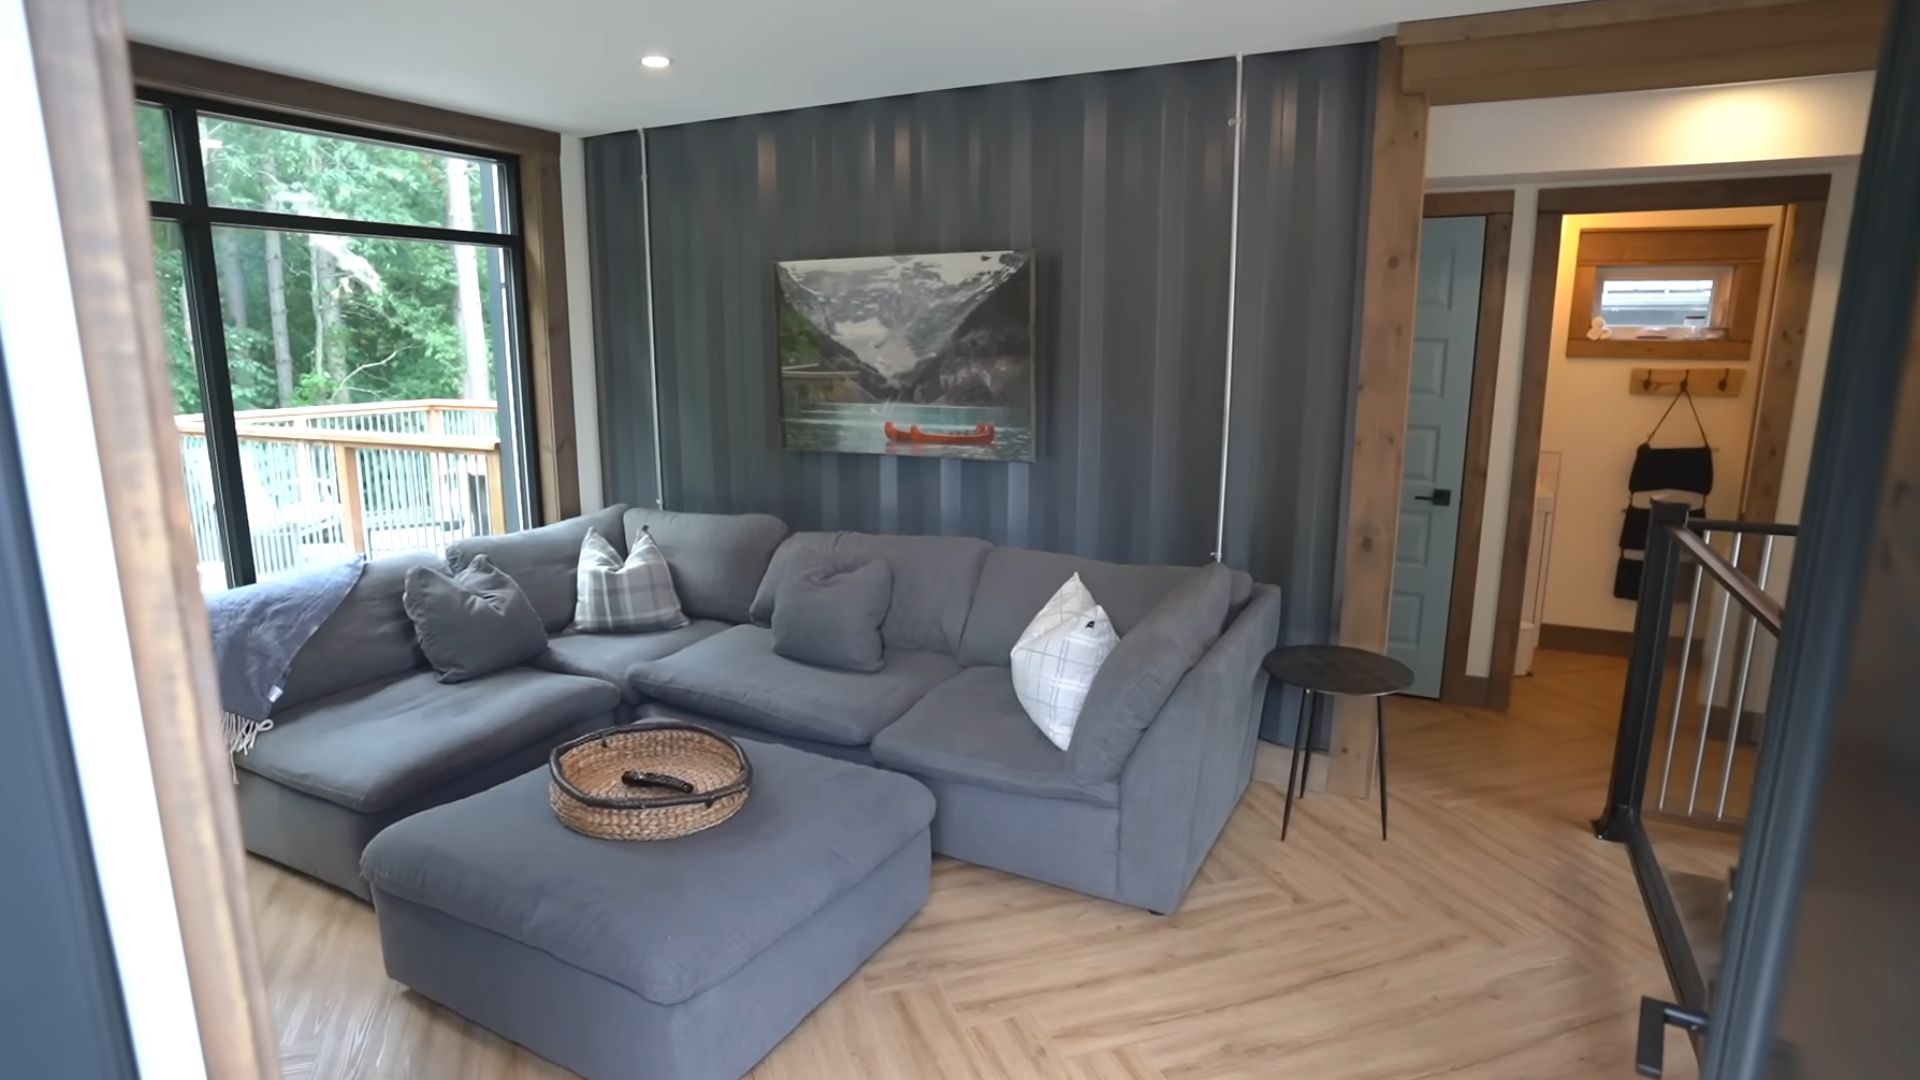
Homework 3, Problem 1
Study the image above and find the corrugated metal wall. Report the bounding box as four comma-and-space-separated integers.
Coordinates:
583, 133, 660, 509
629, 58, 1237, 565
587, 45, 1375, 738
1223, 47, 1375, 739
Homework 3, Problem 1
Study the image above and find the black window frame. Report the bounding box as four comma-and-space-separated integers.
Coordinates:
138, 89, 540, 586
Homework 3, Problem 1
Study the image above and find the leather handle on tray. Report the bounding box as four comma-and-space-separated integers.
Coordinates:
621, 770, 696, 794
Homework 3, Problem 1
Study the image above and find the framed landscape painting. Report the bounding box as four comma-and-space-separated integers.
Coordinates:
775, 250, 1036, 462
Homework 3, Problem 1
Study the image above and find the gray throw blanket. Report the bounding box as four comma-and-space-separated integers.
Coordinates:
207, 555, 365, 764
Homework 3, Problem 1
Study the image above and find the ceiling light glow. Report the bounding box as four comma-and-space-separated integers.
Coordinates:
640, 54, 671, 70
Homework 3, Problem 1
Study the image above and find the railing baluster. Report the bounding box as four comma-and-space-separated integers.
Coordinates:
1715, 537, 1780, 818
1687, 534, 1742, 816
1657, 536, 1709, 811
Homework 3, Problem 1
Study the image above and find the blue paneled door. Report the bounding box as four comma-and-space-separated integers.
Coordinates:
1390, 215, 1486, 698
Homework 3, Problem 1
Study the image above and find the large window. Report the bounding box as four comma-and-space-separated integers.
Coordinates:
138, 97, 534, 591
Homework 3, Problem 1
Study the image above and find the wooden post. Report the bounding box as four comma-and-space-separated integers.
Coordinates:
1329, 38, 1429, 797
333, 442, 366, 552
485, 449, 507, 536
425, 404, 444, 435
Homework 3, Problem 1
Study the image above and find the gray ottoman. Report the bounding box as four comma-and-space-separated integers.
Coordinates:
360, 738, 936, 1080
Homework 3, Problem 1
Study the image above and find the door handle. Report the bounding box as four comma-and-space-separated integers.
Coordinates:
1413, 488, 1453, 507
1635, 997, 1709, 1077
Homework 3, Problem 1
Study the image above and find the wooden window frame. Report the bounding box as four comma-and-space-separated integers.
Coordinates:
1566, 225, 1772, 361
129, 44, 581, 523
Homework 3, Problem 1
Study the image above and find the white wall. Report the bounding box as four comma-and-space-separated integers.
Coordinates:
1539, 207, 1783, 633
560, 135, 605, 512
1431, 74, 1872, 679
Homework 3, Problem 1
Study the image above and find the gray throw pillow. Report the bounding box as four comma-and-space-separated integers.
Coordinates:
771, 556, 892, 673
403, 556, 548, 684
1066, 562, 1234, 784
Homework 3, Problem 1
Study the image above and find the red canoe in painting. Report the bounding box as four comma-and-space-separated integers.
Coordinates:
883, 421, 997, 445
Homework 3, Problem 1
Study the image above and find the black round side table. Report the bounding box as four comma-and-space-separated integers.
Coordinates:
1262, 644, 1414, 841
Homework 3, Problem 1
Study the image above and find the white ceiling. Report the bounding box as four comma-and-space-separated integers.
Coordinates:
123, 0, 1559, 136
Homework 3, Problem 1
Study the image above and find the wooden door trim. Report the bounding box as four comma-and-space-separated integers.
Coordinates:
1478, 176, 1827, 711
23, 4, 275, 1076
1743, 201, 1828, 521
1329, 39, 1429, 796
128, 44, 580, 522
1437, 203, 1515, 708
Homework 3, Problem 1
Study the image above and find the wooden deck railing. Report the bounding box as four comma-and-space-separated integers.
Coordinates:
175, 400, 505, 582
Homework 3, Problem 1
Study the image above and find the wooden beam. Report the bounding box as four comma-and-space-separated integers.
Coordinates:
1439, 210, 1513, 707
25, 5, 275, 1077
1331, 39, 1428, 796
1743, 201, 1828, 522
1424, 190, 1515, 217
1400, 0, 1887, 105
128, 43, 556, 156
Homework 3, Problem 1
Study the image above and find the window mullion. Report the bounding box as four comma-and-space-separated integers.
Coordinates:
171, 99, 257, 585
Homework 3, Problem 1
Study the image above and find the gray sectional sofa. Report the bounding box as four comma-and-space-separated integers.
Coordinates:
233, 505, 1281, 913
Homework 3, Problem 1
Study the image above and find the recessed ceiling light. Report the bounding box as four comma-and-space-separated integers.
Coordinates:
640, 54, 671, 70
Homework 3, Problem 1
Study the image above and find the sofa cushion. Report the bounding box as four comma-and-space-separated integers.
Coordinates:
1067, 562, 1234, 784
240, 668, 620, 814
360, 740, 935, 1006
628, 625, 960, 746
958, 547, 1217, 667
872, 666, 1119, 807
448, 505, 628, 632
404, 556, 548, 683
751, 531, 990, 655
772, 555, 891, 673
276, 552, 437, 712
624, 508, 788, 624
574, 529, 689, 633
530, 621, 730, 700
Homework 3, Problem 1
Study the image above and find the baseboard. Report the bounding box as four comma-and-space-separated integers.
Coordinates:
1539, 623, 1636, 657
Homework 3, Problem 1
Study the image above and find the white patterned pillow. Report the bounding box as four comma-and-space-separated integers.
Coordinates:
1010, 573, 1119, 750
573, 528, 689, 633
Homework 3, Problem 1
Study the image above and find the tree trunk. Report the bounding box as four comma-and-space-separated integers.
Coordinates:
214, 228, 249, 332
446, 158, 491, 400
310, 242, 343, 386
264, 230, 294, 405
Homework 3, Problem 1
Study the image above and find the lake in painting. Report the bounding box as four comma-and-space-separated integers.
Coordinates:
776, 250, 1035, 462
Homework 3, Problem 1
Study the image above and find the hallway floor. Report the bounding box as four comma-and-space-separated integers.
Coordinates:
247, 649, 1696, 1079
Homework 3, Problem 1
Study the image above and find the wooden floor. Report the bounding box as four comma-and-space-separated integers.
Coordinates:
248, 649, 1700, 1079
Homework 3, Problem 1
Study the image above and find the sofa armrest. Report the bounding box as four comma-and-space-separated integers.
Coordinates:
1116, 583, 1281, 912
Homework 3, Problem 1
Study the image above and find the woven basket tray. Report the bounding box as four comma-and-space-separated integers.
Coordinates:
549, 722, 752, 841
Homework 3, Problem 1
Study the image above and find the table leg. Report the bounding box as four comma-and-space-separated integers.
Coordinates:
1376, 696, 1389, 841
1282, 689, 1310, 841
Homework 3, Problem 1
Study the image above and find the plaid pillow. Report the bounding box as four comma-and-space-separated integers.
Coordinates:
1010, 573, 1119, 750
573, 528, 690, 633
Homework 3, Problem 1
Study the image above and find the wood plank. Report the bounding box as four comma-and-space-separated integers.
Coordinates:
1568, 338, 1754, 361
242, 650, 1697, 1080
519, 148, 581, 522
333, 444, 366, 552
129, 43, 557, 156
1400, 0, 1887, 104
1485, 213, 1567, 713
1538, 175, 1831, 215
1424, 190, 1515, 217
1743, 201, 1827, 522
24, 3, 276, 1077
1440, 210, 1512, 706
1397, 0, 1808, 46
1575, 226, 1770, 265
1333, 38, 1429, 796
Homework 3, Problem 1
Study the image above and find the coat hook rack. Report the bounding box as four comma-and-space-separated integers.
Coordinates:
1629, 367, 1744, 398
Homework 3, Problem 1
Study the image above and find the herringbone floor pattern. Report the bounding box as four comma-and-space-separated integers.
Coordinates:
249, 650, 1697, 1079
